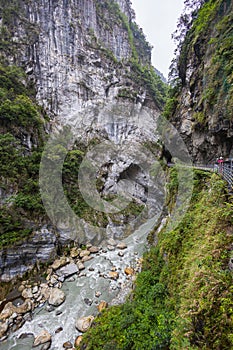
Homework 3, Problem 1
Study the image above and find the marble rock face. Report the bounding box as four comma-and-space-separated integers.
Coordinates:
0, 0, 164, 280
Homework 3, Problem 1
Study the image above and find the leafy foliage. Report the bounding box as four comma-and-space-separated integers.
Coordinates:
0, 62, 46, 247
130, 59, 168, 109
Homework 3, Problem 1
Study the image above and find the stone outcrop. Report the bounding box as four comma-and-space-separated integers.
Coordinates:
170, 0, 233, 163
75, 315, 95, 332
0, 227, 57, 282
0, 0, 165, 281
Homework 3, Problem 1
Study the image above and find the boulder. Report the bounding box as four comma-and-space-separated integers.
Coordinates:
81, 256, 93, 263
0, 302, 15, 321
48, 288, 66, 306
40, 285, 51, 300
22, 288, 33, 299
16, 299, 33, 314
63, 341, 73, 349
75, 315, 94, 332
77, 262, 85, 271
55, 263, 79, 278
33, 330, 51, 347
88, 246, 100, 253
70, 247, 79, 258
97, 301, 108, 312
74, 335, 83, 347
109, 271, 119, 280
124, 267, 134, 276
51, 257, 69, 270
0, 322, 8, 339
79, 250, 91, 258
116, 242, 127, 250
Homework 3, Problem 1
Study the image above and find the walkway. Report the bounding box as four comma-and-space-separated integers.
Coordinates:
168, 159, 233, 193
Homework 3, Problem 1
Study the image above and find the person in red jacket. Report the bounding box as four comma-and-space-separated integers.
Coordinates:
217, 156, 224, 173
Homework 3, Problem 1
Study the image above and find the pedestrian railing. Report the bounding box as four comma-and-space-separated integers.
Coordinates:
168, 160, 233, 192
221, 162, 233, 191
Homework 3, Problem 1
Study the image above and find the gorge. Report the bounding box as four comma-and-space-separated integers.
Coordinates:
0, 0, 232, 349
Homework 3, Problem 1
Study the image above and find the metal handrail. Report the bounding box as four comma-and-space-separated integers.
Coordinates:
168, 160, 233, 192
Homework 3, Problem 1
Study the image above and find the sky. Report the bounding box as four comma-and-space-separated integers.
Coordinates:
131, 0, 184, 79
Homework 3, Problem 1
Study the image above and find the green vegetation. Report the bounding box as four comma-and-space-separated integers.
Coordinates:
167, 0, 233, 124
192, 0, 219, 41
130, 59, 167, 109
0, 132, 45, 247
77, 170, 233, 350
0, 62, 46, 248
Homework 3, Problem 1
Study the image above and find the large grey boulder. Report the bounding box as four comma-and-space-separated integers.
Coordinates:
48, 288, 66, 307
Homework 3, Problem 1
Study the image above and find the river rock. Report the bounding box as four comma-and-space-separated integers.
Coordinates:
107, 245, 115, 251
16, 299, 33, 314
118, 251, 124, 257
77, 262, 85, 270
79, 250, 91, 258
33, 330, 51, 347
32, 285, 39, 294
48, 288, 66, 306
116, 242, 127, 249
84, 298, 93, 306
95, 291, 102, 297
63, 341, 73, 349
75, 315, 94, 332
70, 247, 79, 258
0, 302, 15, 321
0, 322, 8, 339
124, 267, 134, 275
40, 285, 51, 300
97, 301, 108, 312
51, 257, 69, 270
74, 335, 83, 347
109, 271, 119, 280
88, 246, 100, 253
55, 327, 63, 333
81, 255, 93, 263
21, 288, 33, 299
56, 263, 79, 278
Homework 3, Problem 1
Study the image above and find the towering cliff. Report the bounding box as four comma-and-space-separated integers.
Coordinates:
166, 0, 233, 163
0, 0, 166, 281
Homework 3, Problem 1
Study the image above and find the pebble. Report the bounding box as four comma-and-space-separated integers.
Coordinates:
74, 335, 83, 347
46, 305, 55, 312
107, 245, 115, 251
55, 327, 63, 333
56, 310, 63, 316
95, 291, 102, 298
63, 341, 73, 349
118, 251, 124, 257
84, 298, 93, 306
124, 267, 134, 276
109, 271, 119, 280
